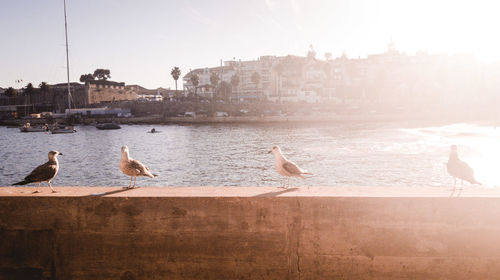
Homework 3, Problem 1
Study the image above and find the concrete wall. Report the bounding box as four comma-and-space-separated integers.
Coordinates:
2, 187, 500, 279
88, 84, 137, 104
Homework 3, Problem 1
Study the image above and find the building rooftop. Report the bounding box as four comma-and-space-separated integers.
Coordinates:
88, 80, 125, 86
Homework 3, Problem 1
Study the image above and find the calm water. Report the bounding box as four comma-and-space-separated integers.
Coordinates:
1, 122, 500, 187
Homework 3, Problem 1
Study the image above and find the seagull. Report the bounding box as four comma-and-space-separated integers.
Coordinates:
268, 146, 312, 188
119, 145, 157, 188
447, 145, 480, 189
13, 151, 62, 193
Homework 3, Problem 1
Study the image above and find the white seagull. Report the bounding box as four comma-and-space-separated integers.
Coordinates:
119, 145, 157, 188
13, 150, 62, 193
447, 145, 480, 189
268, 146, 312, 188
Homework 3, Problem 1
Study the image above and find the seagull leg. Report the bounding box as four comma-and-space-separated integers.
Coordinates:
279, 177, 285, 188
48, 181, 56, 193
133, 177, 137, 188
128, 177, 132, 189
33, 182, 40, 194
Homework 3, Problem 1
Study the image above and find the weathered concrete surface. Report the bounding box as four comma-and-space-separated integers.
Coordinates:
1, 186, 500, 279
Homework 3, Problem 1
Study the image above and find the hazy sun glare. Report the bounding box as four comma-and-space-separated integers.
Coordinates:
307, 0, 500, 62
413, 123, 500, 186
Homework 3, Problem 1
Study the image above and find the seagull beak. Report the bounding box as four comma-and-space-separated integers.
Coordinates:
267, 150, 272, 154
59, 152, 63, 156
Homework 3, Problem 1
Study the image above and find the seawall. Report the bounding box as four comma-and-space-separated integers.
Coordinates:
1, 186, 500, 279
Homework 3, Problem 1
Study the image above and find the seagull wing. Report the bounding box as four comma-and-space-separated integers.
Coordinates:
129, 159, 154, 178
24, 161, 57, 183
282, 161, 303, 176
128, 159, 145, 174
457, 160, 477, 182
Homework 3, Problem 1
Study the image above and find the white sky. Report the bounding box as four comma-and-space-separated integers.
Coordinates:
1, 0, 499, 89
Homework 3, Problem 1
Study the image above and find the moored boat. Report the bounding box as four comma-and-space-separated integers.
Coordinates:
96, 123, 121, 130
19, 123, 48, 133
51, 125, 76, 134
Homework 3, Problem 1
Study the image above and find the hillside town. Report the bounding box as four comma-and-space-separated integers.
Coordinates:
2, 43, 500, 122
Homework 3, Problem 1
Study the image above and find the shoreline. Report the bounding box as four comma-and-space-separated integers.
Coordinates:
1, 113, 499, 126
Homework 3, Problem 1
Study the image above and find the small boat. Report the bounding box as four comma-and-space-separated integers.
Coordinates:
20, 123, 48, 133
96, 123, 121, 130
51, 126, 76, 134
148, 128, 161, 133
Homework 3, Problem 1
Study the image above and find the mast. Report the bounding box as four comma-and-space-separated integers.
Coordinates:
63, 0, 71, 111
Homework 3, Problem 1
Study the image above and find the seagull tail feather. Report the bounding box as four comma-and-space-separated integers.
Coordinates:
302, 172, 313, 176
144, 170, 157, 178
13, 180, 28, 185
471, 179, 481, 185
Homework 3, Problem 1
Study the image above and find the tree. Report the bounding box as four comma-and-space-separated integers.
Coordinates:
4, 87, 17, 97
171, 67, 181, 92
93, 69, 111, 80
251, 72, 261, 100
80, 74, 95, 83
230, 74, 240, 103
190, 73, 200, 100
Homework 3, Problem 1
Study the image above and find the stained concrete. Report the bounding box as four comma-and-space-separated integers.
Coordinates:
1, 186, 500, 279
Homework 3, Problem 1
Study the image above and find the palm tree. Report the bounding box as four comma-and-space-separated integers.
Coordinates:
219, 81, 232, 104
274, 63, 284, 103
190, 73, 200, 101
39, 82, 50, 93
210, 72, 220, 113
25, 83, 35, 114
230, 74, 240, 103
171, 67, 181, 92
39, 82, 50, 105
25, 83, 34, 95
210, 72, 220, 97
251, 72, 261, 101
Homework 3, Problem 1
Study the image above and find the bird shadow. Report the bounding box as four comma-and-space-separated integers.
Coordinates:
85, 188, 136, 197
253, 187, 299, 197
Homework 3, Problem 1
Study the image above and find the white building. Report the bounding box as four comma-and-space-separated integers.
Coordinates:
182, 54, 350, 104
183, 66, 236, 99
